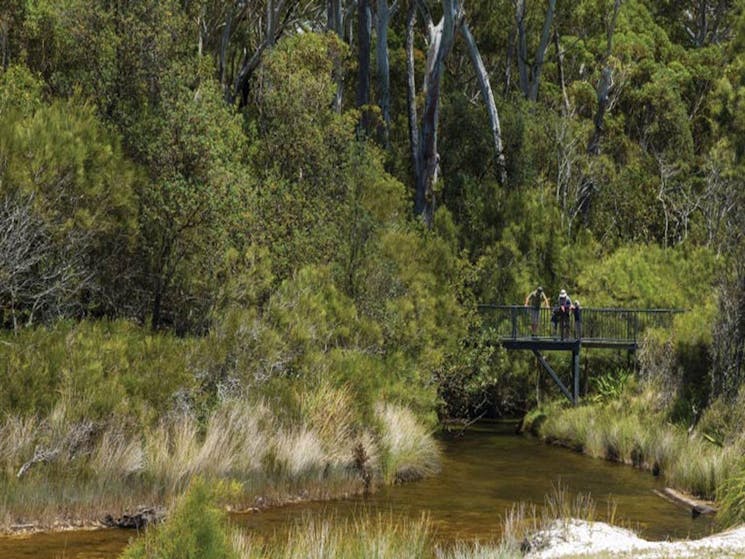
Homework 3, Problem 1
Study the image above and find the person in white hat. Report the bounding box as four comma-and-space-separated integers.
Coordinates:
552, 289, 572, 338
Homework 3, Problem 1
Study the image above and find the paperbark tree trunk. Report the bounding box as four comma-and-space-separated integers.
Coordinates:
328, 0, 345, 112
515, 0, 529, 96
527, 0, 555, 101
587, 0, 622, 156
229, 0, 300, 107
406, 0, 422, 189
580, 0, 623, 221
554, 29, 570, 116
410, 0, 508, 224
416, 0, 458, 227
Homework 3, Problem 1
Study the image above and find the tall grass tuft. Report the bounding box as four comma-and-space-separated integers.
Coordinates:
376, 403, 441, 483
299, 383, 356, 465
195, 400, 271, 477
145, 415, 201, 493
119, 479, 606, 559
543, 483, 596, 527
436, 543, 521, 559
274, 513, 432, 559
89, 428, 144, 481
717, 459, 745, 527
273, 427, 327, 477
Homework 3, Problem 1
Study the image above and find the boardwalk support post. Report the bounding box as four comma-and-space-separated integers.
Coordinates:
572, 346, 580, 405
532, 350, 574, 404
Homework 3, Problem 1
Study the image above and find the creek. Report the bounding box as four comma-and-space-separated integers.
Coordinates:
0, 422, 713, 558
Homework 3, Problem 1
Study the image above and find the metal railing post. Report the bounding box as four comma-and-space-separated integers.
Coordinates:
511, 307, 517, 339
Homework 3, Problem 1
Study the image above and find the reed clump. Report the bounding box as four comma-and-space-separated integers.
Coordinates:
376, 403, 441, 484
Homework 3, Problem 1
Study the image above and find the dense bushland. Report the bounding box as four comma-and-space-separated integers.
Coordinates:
1, 0, 745, 533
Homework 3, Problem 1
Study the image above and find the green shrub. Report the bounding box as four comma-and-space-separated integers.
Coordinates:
0, 320, 194, 422
120, 478, 238, 559
575, 244, 719, 309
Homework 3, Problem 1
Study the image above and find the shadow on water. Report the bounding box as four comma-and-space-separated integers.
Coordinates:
0, 421, 715, 558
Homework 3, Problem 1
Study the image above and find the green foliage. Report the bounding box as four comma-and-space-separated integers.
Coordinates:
0, 92, 137, 321
136, 59, 252, 329
590, 369, 635, 403
0, 0, 744, 528
251, 33, 412, 289
718, 459, 745, 528
2, 98, 136, 237
0, 321, 194, 421
575, 244, 719, 308
18, 0, 118, 98
0, 65, 44, 116
120, 478, 238, 559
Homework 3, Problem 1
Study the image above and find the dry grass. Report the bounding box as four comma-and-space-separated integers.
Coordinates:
224, 485, 596, 559
530, 395, 741, 501
89, 428, 144, 480
0, 394, 440, 532
376, 403, 441, 483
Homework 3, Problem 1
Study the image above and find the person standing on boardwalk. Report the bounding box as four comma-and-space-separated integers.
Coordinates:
572, 299, 582, 339
525, 286, 550, 336
552, 289, 572, 338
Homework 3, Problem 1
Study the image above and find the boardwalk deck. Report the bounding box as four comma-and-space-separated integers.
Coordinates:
479, 305, 685, 404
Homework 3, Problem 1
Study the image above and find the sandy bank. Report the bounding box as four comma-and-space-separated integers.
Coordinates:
526, 519, 745, 558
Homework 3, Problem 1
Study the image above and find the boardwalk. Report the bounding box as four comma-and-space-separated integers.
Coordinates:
479, 305, 684, 349
479, 305, 685, 404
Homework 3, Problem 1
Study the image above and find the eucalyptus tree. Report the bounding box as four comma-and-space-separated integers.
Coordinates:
513, 0, 557, 101
375, 0, 397, 142
192, 0, 324, 106
648, 0, 737, 47
586, 0, 622, 156
407, 0, 507, 227
357, 0, 372, 121
568, 0, 623, 224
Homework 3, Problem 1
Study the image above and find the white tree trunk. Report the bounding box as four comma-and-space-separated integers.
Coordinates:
461, 22, 507, 185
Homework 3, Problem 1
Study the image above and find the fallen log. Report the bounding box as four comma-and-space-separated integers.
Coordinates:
102, 507, 165, 530
653, 487, 716, 518
17, 447, 61, 479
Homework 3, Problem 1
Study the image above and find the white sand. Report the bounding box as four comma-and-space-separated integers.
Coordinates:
525, 519, 745, 558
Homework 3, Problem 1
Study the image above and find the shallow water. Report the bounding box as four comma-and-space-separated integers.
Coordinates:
0, 422, 714, 558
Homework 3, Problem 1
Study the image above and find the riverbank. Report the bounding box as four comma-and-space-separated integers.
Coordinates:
0, 389, 440, 535
521, 386, 745, 525
115, 475, 740, 559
